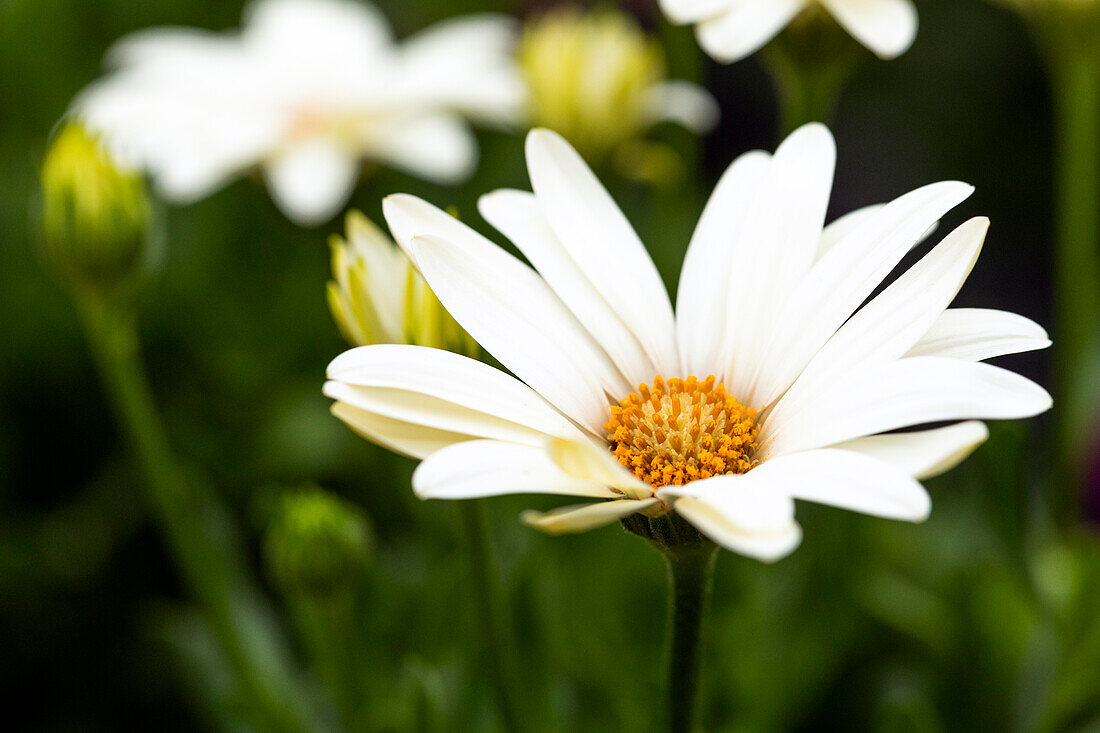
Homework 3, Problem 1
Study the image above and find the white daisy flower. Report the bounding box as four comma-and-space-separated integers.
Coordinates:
73, 0, 524, 225
660, 0, 919, 63
324, 123, 1051, 562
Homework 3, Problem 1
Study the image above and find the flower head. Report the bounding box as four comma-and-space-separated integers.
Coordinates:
40, 122, 150, 294
73, 0, 525, 225
325, 124, 1051, 562
660, 0, 919, 63
327, 210, 477, 357
519, 7, 717, 171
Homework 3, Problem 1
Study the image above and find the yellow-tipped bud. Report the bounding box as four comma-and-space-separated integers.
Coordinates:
327, 211, 478, 357
519, 7, 717, 171
40, 123, 149, 294
264, 487, 372, 597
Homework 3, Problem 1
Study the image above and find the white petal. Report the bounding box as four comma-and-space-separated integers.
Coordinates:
245, 0, 392, 65
744, 449, 931, 521
104, 27, 230, 68
659, 474, 797, 532
695, 0, 806, 64
405, 234, 624, 434
546, 437, 654, 499
331, 401, 470, 459
522, 498, 659, 535
672, 497, 802, 562
325, 344, 583, 441
820, 0, 918, 59
721, 123, 837, 396
478, 189, 655, 387
383, 195, 629, 429
413, 440, 618, 500
525, 128, 679, 376
759, 217, 989, 412
742, 181, 974, 407
264, 138, 358, 225
639, 80, 720, 133
151, 149, 242, 203
830, 421, 989, 480
383, 192, 492, 269
397, 14, 526, 124
761, 357, 1053, 457
367, 114, 477, 185
817, 204, 939, 262
676, 149, 771, 379
326, 381, 554, 447
907, 308, 1052, 361
816, 204, 883, 261
659, 0, 737, 24
399, 13, 516, 71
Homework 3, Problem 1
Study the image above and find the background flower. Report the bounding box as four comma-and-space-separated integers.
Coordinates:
660, 0, 919, 63
74, 0, 525, 225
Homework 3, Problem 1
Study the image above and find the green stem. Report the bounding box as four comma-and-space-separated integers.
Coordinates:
762, 16, 860, 136
664, 543, 718, 733
75, 292, 307, 732
292, 591, 363, 728
1051, 46, 1100, 517
457, 500, 521, 731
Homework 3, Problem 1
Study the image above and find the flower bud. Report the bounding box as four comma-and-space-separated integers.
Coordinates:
518, 8, 717, 171
40, 123, 149, 294
327, 210, 478, 357
265, 488, 372, 597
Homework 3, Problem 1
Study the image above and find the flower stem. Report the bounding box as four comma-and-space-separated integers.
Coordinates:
74, 292, 308, 732
456, 500, 522, 730
290, 591, 364, 727
665, 543, 718, 733
762, 14, 860, 136
1050, 44, 1100, 517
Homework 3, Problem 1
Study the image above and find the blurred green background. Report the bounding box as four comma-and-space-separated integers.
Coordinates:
2, 0, 1099, 730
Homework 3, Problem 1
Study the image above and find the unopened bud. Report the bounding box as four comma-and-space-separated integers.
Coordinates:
40, 123, 149, 294
519, 7, 716, 170
327, 210, 478, 357
265, 488, 372, 597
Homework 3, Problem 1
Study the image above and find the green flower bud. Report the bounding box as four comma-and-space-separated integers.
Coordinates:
265, 488, 372, 597
519, 7, 717, 177
327, 210, 478, 357
521, 8, 664, 161
40, 123, 150, 294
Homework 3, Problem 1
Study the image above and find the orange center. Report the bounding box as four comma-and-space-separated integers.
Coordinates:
604, 375, 760, 488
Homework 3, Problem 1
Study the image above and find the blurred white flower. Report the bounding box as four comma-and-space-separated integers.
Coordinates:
519, 7, 717, 175
327, 209, 477, 356
660, 0, 918, 63
324, 124, 1051, 562
74, 0, 524, 225
996, 0, 1100, 10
